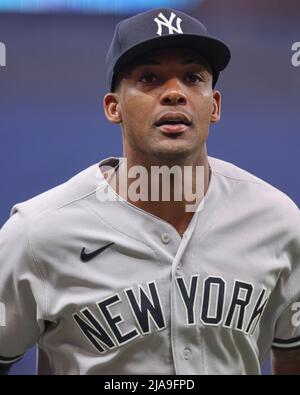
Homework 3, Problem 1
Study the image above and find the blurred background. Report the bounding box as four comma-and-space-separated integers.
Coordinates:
0, 0, 299, 375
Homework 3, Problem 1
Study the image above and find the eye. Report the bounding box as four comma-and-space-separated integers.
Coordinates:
185, 73, 203, 84
140, 73, 158, 84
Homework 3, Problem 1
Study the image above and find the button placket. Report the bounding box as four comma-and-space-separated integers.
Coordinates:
169, 218, 198, 374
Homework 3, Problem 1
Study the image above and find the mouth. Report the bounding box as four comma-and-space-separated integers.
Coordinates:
154, 112, 192, 134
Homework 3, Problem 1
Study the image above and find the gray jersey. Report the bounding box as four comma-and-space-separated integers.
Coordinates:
0, 156, 299, 375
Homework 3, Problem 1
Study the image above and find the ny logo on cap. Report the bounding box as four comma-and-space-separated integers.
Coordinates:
154, 12, 183, 36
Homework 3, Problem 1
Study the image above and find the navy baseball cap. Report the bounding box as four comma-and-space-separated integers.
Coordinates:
106, 8, 231, 91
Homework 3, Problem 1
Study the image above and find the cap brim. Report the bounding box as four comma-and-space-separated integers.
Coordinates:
111, 33, 230, 88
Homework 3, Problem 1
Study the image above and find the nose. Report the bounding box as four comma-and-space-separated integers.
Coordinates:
160, 79, 187, 106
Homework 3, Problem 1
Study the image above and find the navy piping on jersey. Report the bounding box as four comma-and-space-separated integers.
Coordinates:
272, 336, 300, 350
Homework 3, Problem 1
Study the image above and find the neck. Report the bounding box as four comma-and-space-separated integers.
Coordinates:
108, 149, 211, 237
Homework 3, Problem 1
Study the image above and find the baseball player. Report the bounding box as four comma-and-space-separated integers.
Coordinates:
1, 8, 300, 375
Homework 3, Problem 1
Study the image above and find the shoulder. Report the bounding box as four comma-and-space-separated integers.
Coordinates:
209, 156, 300, 238
1, 162, 104, 246
209, 156, 299, 211
10, 162, 101, 220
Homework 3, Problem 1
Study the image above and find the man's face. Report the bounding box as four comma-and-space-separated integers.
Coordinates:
104, 47, 221, 163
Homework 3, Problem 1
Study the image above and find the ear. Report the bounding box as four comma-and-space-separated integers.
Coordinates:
210, 90, 221, 123
103, 93, 122, 124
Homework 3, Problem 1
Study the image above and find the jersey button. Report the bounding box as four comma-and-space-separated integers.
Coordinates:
176, 261, 182, 274
183, 348, 192, 360
161, 233, 170, 244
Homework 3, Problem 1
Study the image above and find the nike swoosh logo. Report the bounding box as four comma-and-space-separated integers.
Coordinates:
80, 242, 115, 262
